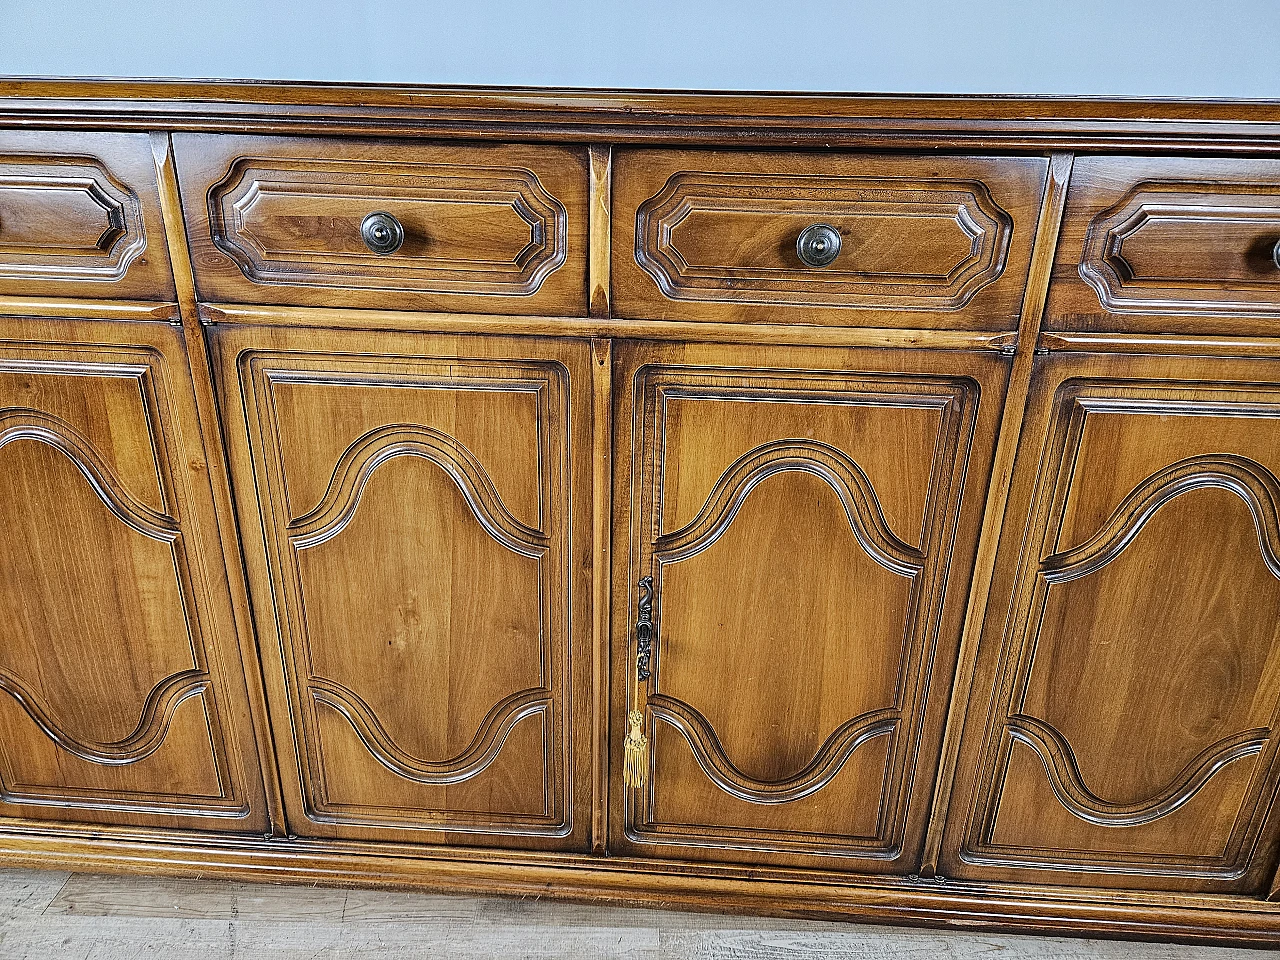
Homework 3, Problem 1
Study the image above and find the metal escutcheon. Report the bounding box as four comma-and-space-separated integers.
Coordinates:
361, 211, 405, 255
796, 223, 842, 268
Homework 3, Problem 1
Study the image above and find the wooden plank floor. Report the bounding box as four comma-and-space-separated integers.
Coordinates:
0, 867, 1268, 959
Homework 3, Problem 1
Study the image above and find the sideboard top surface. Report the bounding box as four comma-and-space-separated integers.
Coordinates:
4, 79, 1280, 151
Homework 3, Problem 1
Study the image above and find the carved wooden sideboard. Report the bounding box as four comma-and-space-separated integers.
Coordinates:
4, 80, 1280, 946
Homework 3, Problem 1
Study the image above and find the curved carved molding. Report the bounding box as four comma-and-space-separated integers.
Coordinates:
0, 156, 147, 283
1080, 179, 1280, 316
311, 678, 549, 785
1040, 454, 1280, 584
0, 668, 209, 765
209, 157, 567, 295
650, 695, 897, 804
288, 423, 548, 555
635, 170, 1013, 309
0, 407, 213, 769
1007, 715, 1267, 827
0, 408, 177, 540
654, 438, 923, 576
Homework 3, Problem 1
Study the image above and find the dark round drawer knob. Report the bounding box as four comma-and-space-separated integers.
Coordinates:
360, 211, 405, 255
796, 223, 841, 268
1274, 238, 1280, 271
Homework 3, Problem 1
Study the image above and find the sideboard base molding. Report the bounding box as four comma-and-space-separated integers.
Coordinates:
0, 831, 1277, 948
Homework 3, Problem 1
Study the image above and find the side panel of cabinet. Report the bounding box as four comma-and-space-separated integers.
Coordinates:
941, 352, 1280, 893
610, 341, 1007, 871
213, 325, 592, 850
0, 317, 266, 832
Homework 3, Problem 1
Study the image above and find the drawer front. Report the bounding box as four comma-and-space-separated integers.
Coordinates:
0, 132, 175, 303
174, 135, 589, 316
1046, 157, 1280, 334
613, 150, 1048, 329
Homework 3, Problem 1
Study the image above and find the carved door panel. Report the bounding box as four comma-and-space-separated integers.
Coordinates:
0, 318, 266, 832
215, 325, 591, 850
940, 351, 1280, 893
610, 341, 1007, 871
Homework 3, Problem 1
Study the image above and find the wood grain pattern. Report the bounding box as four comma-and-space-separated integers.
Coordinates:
612, 150, 1048, 328
213, 324, 592, 849
610, 341, 1007, 871
174, 134, 588, 316
0, 131, 175, 304
0, 316, 265, 832
1046, 156, 1280, 335
941, 352, 1280, 894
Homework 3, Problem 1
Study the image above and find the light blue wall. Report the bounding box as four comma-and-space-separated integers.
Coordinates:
3, 0, 1278, 97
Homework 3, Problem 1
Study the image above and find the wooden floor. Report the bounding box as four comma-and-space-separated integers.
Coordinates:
0, 866, 1269, 958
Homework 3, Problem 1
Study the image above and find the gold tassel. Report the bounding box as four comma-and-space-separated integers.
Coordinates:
623, 709, 648, 788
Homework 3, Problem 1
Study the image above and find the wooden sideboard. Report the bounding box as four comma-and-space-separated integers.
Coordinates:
4, 81, 1280, 947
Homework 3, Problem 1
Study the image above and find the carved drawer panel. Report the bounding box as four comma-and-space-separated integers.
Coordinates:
175, 135, 588, 316
0, 132, 175, 303
0, 317, 266, 832
1046, 156, 1280, 334
215, 324, 592, 849
610, 341, 1008, 871
613, 150, 1048, 328
941, 352, 1280, 893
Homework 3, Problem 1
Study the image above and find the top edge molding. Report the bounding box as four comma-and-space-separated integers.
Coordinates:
3, 79, 1280, 152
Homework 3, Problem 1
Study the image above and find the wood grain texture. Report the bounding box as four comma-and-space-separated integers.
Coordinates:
941, 351, 1280, 894
173, 134, 589, 316
213, 323, 593, 850
0, 316, 266, 833
610, 341, 1008, 872
1046, 156, 1280, 335
9, 81, 1280, 154
588, 145, 612, 318
0, 131, 175, 304
613, 150, 1048, 329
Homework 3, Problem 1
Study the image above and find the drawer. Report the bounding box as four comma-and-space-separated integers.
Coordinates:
0, 131, 175, 303
174, 135, 588, 316
1046, 156, 1280, 335
612, 150, 1048, 329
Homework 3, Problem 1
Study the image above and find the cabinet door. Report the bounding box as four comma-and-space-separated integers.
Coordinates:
216, 325, 592, 850
0, 318, 266, 832
611, 341, 1007, 871
941, 352, 1280, 893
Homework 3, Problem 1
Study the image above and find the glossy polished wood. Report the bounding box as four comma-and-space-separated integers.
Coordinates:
610, 341, 1007, 870
0, 131, 175, 303
0, 315, 266, 833
613, 150, 1047, 328
214, 324, 594, 849
0, 80, 1278, 947
1047, 156, 1280, 335
942, 351, 1280, 894
174, 134, 589, 316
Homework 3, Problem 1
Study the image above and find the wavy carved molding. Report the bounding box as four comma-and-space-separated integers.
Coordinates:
649, 437, 921, 806
651, 695, 897, 804
654, 438, 924, 575
635, 170, 1013, 309
0, 157, 146, 283
1080, 179, 1280, 316
0, 406, 234, 813
288, 422, 552, 794
288, 422, 548, 554
1041, 453, 1280, 584
208, 157, 567, 295
1007, 716, 1268, 828
312, 679, 549, 785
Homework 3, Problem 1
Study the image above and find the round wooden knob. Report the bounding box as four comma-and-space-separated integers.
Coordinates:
360, 211, 405, 255
796, 223, 841, 268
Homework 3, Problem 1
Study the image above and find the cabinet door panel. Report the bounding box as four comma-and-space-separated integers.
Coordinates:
611, 342, 1007, 871
216, 326, 591, 849
0, 318, 265, 831
941, 353, 1280, 893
